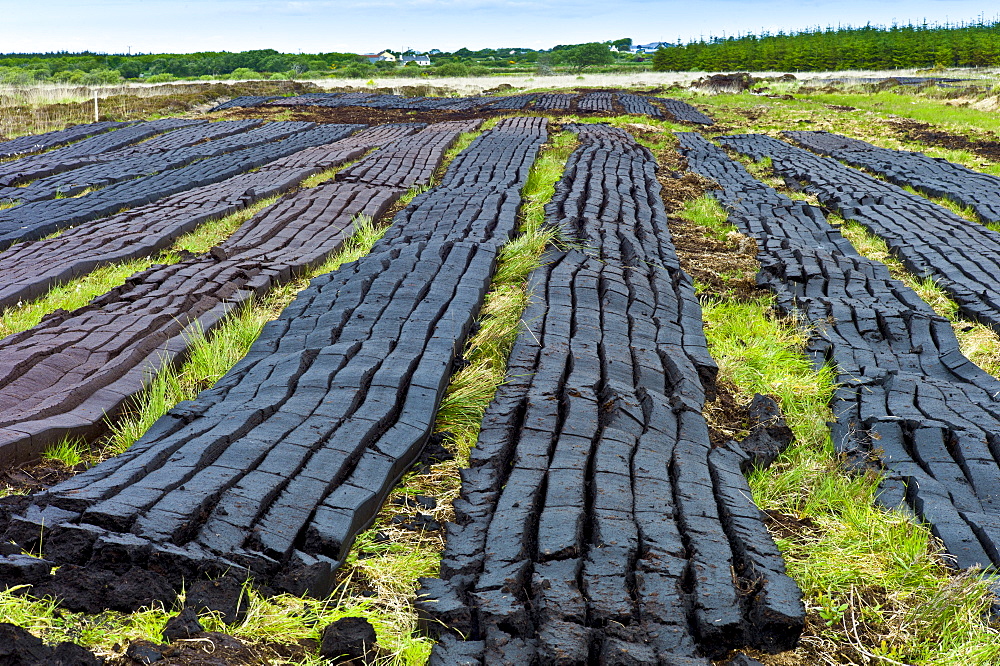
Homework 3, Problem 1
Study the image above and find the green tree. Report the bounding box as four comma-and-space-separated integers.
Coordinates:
563, 42, 615, 71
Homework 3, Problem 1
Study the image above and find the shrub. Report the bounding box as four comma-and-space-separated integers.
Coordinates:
435, 62, 469, 77
81, 69, 123, 84
228, 67, 261, 80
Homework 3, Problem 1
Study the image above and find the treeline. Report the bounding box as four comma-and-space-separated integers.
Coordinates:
0, 41, 647, 85
653, 21, 1000, 71
0, 47, 547, 84
0, 49, 366, 84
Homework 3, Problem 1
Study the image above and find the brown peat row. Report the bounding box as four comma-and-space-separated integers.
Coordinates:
336, 120, 481, 187
0, 120, 316, 204
0, 123, 425, 311
0, 120, 129, 159
679, 132, 1000, 570
0, 121, 474, 468
720, 133, 1000, 334
785, 130, 1000, 225
418, 124, 803, 665
0, 117, 548, 608
0, 118, 210, 188
210, 91, 714, 124
0, 122, 364, 249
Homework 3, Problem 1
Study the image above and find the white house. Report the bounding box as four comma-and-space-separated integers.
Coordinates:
400, 54, 432, 66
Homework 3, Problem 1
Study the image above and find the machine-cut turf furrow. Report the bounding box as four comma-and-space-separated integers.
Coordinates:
0, 123, 363, 250
3, 121, 317, 204
336, 120, 482, 187
0, 121, 129, 159
0, 119, 210, 188
0, 124, 425, 311
418, 124, 802, 665
532, 93, 577, 111
1, 117, 549, 606
205, 90, 717, 123
785, 129, 1000, 224
574, 91, 616, 113
617, 92, 663, 117
655, 97, 715, 125
679, 131, 1000, 571
720, 133, 1000, 334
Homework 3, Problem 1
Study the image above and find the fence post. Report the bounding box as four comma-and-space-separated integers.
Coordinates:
94, 89, 99, 122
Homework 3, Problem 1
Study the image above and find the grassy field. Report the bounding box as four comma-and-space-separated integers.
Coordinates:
3, 75, 1000, 664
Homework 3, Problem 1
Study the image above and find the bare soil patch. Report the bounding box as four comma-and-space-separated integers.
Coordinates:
106, 634, 317, 665
889, 117, 1000, 160
0, 459, 83, 494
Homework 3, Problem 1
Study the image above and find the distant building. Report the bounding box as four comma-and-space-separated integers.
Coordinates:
400, 54, 432, 66
362, 50, 396, 64
609, 45, 619, 52
630, 42, 672, 54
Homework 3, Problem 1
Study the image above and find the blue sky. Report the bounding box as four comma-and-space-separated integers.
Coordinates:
2, 1, 997, 54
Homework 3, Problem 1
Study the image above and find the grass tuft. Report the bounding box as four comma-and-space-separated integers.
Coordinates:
41, 437, 86, 469
676, 195, 736, 241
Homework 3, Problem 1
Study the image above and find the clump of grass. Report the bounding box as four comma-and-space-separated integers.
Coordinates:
41, 437, 87, 468
0, 585, 173, 657
703, 295, 1000, 665
676, 195, 736, 241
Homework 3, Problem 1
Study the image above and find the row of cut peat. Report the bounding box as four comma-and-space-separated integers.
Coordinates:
418, 124, 804, 665
210, 90, 714, 124
0, 118, 548, 607
680, 132, 1000, 570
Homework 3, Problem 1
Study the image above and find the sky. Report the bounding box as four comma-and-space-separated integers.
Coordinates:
1, 0, 997, 54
